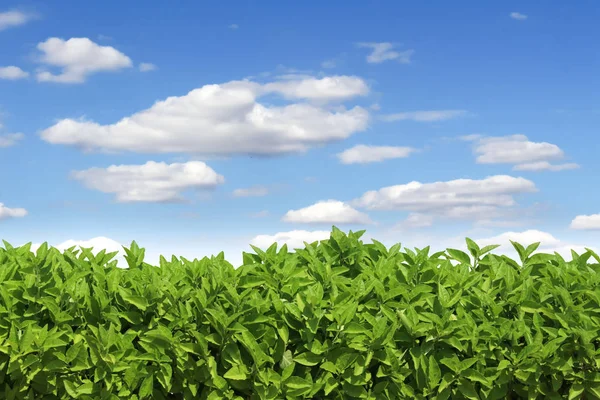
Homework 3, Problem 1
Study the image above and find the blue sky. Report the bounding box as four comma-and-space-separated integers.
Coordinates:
1, 1, 599, 267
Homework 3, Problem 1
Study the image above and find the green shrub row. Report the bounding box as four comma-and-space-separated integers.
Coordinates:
1, 227, 600, 399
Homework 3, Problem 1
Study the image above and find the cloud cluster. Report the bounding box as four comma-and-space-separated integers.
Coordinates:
278, 175, 537, 227
464, 134, 579, 172
0, 66, 28, 80
71, 161, 225, 203
570, 214, 600, 230
263, 75, 368, 102
283, 200, 372, 225
40, 76, 370, 156
351, 175, 536, 212
0, 203, 27, 220
0, 10, 34, 31
36, 37, 133, 83
336, 144, 416, 164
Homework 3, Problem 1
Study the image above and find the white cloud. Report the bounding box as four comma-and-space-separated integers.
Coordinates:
381, 110, 468, 122
351, 175, 537, 223
570, 214, 600, 230
71, 161, 225, 203
36, 37, 133, 83
283, 200, 372, 225
250, 230, 331, 250
139, 62, 157, 72
358, 42, 414, 64
0, 10, 34, 31
40, 77, 369, 156
0, 203, 27, 220
0, 66, 29, 80
510, 12, 528, 20
263, 75, 369, 102
337, 144, 415, 164
233, 185, 269, 197
466, 134, 579, 171
0, 132, 24, 147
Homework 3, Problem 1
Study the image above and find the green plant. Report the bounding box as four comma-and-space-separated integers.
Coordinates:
1, 227, 600, 399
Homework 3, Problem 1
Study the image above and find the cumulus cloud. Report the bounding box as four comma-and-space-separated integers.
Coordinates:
250, 230, 331, 250
283, 200, 372, 225
0, 66, 29, 80
0, 10, 34, 31
337, 144, 415, 164
570, 214, 600, 230
0, 132, 24, 148
357, 42, 414, 64
233, 185, 269, 197
35, 37, 133, 83
381, 110, 467, 122
40, 77, 369, 156
351, 175, 537, 222
510, 12, 528, 20
70, 161, 225, 203
465, 134, 579, 171
263, 75, 369, 102
0, 203, 27, 220
138, 62, 157, 72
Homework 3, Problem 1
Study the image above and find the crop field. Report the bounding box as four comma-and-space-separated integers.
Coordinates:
0, 227, 599, 399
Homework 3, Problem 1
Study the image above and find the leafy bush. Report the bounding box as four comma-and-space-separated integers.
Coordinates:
1, 227, 600, 399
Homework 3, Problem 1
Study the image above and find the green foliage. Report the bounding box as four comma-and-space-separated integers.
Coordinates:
0, 228, 600, 398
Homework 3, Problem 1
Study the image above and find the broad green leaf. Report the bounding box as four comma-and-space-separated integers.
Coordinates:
446, 248, 471, 265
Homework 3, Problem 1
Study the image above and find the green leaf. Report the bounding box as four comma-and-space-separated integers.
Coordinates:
479, 244, 500, 256
446, 248, 471, 265
118, 288, 148, 311
64, 380, 78, 398
428, 355, 442, 389
569, 383, 585, 399
465, 238, 480, 258
285, 376, 312, 390
224, 365, 248, 381
510, 240, 527, 263
294, 351, 322, 366
139, 374, 154, 399
280, 350, 293, 369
